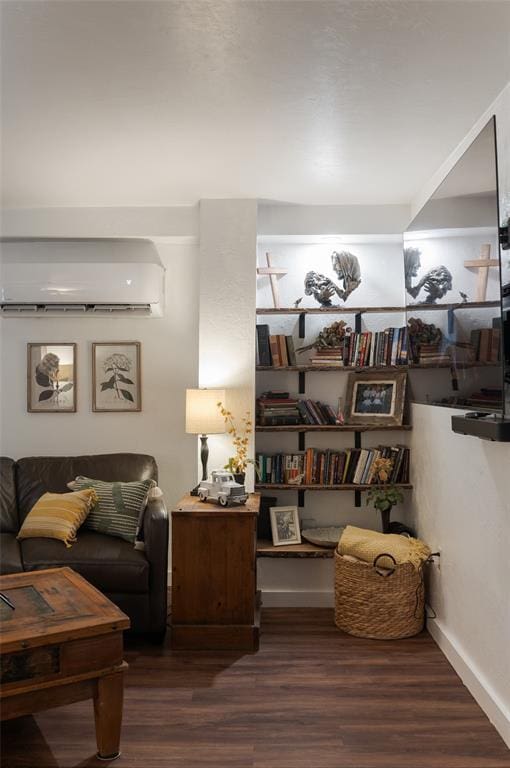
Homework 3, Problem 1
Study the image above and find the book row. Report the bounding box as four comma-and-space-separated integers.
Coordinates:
257, 392, 341, 426
256, 324, 409, 368
256, 445, 410, 486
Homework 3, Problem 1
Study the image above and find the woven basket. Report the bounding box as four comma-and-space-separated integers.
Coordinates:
334, 550, 425, 640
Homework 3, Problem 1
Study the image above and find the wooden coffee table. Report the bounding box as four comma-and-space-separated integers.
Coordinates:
0, 567, 130, 760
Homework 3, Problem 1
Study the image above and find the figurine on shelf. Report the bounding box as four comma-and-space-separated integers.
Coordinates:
304, 271, 343, 307
407, 317, 443, 363
303, 250, 361, 308
459, 291, 468, 303
296, 320, 351, 354
417, 265, 453, 303
331, 251, 361, 301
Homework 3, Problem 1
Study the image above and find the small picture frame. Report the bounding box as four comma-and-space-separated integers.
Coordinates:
345, 370, 407, 426
270, 506, 301, 546
27, 343, 77, 413
92, 342, 141, 412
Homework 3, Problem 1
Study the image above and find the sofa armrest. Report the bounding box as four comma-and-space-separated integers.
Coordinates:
142, 497, 169, 633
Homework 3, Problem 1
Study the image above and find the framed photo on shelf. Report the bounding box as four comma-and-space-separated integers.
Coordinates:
92, 342, 141, 412
270, 506, 301, 546
345, 370, 407, 426
27, 343, 77, 413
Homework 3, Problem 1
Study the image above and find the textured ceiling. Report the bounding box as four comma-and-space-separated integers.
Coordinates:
1, 0, 509, 208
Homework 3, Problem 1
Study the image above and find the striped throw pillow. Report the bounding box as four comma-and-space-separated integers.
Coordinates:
71, 476, 155, 543
17, 489, 98, 548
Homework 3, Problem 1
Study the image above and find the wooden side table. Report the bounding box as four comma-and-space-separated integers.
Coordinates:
171, 493, 260, 651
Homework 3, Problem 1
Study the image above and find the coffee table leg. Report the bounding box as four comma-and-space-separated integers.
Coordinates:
93, 670, 124, 760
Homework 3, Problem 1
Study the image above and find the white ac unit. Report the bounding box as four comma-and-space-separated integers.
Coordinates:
0, 238, 165, 317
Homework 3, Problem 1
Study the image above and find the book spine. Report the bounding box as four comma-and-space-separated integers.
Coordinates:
286, 336, 297, 366
278, 334, 289, 367
256, 324, 272, 367
269, 335, 281, 367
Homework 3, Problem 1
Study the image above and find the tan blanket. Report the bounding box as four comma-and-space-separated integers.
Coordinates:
338, 525, 431, 570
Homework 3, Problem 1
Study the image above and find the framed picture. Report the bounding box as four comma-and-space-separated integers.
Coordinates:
345, 370, 407, 426
27, 343, 77, 413
92, 342, 141, 412
270, 506, 301, 546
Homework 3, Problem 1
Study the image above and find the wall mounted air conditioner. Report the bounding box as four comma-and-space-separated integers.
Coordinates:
0, 238, 165, 317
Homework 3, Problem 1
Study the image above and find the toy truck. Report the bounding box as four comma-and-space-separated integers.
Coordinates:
198, 470, 248, 506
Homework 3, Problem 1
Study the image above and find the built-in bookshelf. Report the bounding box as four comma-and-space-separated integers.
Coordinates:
255, 304, 416, 558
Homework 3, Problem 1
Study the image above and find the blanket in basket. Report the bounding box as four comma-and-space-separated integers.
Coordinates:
338, 525, 431, 570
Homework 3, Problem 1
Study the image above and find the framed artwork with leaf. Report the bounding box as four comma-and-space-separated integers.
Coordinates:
92, 342, 141, 412
27, 343, 77, 413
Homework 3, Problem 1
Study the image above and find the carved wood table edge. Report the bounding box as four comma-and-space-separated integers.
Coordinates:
0, 566, 130, 761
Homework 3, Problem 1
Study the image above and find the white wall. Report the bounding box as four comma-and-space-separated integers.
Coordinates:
409, 83, 510, 746
0, 242, 199, 510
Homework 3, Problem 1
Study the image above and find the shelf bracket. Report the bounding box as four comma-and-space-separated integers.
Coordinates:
298, 432, 305, 451
299, 312, 306, 339
354, 431, 361, 507
355, 312, 362, 334
447, 307, 456, 337
298, 490, 305, 508
298, 371, 306, 394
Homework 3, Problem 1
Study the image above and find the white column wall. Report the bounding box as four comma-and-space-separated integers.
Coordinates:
197, 199, 257, 489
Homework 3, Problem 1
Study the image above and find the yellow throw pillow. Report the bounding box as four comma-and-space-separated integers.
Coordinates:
17, 489, 98, 548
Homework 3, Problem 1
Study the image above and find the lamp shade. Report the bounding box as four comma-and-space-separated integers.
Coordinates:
185, 388, 226, 435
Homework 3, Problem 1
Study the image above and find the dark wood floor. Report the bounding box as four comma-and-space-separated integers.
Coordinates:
2, 609, 509, 768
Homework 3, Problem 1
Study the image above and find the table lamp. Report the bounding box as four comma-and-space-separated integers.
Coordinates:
186, 388, 226, 494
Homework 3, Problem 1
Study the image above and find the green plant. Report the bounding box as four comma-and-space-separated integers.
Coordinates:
366, 457, 404, 513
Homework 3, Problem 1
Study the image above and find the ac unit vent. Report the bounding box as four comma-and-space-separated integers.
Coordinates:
91, 304, 152, 314
1, 304, 39, 313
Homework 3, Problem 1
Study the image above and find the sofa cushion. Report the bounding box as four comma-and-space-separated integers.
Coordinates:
17, 489, 97, 548
1, 458, 18, 533
20, 531, 150, 594
71, 477, 154, 544
16, 454, 158, 524
0, 533, 24, 574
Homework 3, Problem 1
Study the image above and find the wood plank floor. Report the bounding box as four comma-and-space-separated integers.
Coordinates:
2, 609, 509, 768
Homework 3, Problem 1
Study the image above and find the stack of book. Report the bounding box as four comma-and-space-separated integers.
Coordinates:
257, 392, 300, 425
310, 347, 344, 366
256, 445, 410, 486
256, 325, 297, 367
417, 343, 451, 366
470, 328, 501, 363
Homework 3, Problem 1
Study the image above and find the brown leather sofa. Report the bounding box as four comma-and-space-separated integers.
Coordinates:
0, 453, 168, 638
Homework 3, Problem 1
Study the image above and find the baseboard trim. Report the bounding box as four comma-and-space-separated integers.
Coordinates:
427, 616, 510, 748
261, 590, 334, 608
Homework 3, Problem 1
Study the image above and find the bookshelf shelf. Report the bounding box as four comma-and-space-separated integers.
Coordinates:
257, 539, 334, 558
256, 424, 412, 433
255, 483, 413, 491
256, 362, 499, 372
256, 300, 499, 316
256, 306, 406, 315
406, 301, 500, 312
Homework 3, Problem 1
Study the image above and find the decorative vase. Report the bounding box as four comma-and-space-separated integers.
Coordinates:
234, 473, 245, 485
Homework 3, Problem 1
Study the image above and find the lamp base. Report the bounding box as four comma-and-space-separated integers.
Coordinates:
190, 484, 200, 497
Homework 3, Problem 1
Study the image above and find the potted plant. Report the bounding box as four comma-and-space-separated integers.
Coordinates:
366, 457, 404, 533
217, 402, 258, 483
